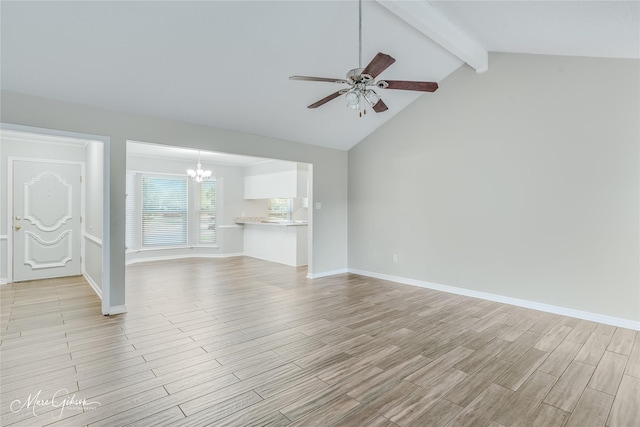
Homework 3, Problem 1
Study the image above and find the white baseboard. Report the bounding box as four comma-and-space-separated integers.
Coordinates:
307, 268, 349, 279
349, 268, 640, 331
0, 278, 8, 285
83, 272, 102, 299
125, 252, 244, 265
108, 305, 127, 315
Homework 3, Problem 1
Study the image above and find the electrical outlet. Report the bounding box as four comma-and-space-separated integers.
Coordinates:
392, 254, 398, 263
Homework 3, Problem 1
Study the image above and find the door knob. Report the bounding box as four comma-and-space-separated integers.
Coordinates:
14, 225, 21, 231
15, 216, 21, 221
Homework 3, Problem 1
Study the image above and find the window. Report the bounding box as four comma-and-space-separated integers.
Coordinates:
268, 198, 292, 221
125, 173, 218, 251
197, 180, 217, 244
142, 176, 188, 246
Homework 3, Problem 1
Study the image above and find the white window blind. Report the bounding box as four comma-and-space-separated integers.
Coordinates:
142, 176, 188, 246
125, 174, 135, 250
197, 180, 217, 244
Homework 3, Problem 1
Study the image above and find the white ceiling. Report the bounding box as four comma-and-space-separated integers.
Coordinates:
2, 1, 638, 151
431, 1, 640, 59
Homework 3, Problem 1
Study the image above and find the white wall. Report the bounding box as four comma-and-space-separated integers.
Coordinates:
1, 91, 348, 311
349, 53, 640, 325
84, 140, 104, 293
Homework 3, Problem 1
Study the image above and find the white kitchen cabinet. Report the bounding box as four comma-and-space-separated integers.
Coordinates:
244, 161, 308, 199
244, 169, 297, 199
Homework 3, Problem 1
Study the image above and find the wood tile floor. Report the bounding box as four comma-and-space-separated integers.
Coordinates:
1, 257, 639, 426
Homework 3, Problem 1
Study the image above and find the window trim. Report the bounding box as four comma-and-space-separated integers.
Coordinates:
125, 171, 219, 252
195, 179, 217, 247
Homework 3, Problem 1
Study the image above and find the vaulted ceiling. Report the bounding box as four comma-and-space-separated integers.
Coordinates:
2, 1, 638, 150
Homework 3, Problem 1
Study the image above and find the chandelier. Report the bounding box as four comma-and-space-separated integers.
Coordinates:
187, 150, 212, 182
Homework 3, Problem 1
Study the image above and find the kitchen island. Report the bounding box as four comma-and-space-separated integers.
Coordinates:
236, 218, 308, 267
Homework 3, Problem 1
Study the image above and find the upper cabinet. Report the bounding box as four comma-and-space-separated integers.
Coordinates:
244, 161, 308, 199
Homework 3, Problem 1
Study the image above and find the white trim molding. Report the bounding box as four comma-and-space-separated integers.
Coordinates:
125, 253, 244, 265
83, 272, 102, 299
0, 233, 6, 285
349, 268, 640, 331
108, 305, 127, 316
84, 233, 103, 246
0, 234, 7, 284
307, 268, 349, 279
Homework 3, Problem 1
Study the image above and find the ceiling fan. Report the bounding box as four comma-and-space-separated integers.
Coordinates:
289, 0, 438, 116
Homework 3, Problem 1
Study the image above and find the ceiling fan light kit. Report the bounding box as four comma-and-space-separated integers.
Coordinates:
187, 151, 212, 183
289, 0, 438, 117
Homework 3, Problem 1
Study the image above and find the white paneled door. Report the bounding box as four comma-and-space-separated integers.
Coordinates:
12, 160, 81, 281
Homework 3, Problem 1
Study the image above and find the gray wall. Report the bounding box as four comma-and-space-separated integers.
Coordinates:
1, 91, 348, 310
349, 53, 639, 322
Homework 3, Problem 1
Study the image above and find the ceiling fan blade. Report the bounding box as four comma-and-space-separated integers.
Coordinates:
308, 91, 342, 109
382, 80, 439, 92
290, 76, 348, 84
372, 99, 388, 113
362, 52, 396, 78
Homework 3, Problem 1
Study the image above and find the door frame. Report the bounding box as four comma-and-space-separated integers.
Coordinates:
8, 157, 85, 282
2, 123, 112, 315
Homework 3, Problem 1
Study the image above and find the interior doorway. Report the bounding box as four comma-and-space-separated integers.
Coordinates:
125, 141, 313, 273
1, 127, 108, 310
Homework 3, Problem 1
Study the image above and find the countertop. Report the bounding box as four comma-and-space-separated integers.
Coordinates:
235, 217, 308, 227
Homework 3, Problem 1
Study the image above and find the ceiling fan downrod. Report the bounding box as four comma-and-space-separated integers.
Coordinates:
358, 0, 362, 70
288, 0, 439, 114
